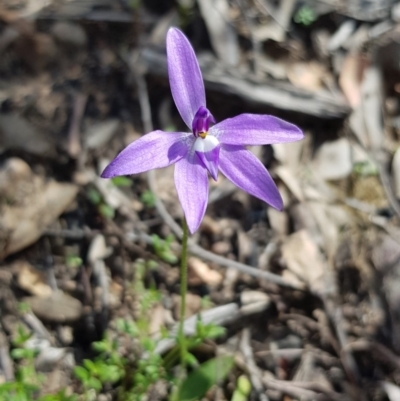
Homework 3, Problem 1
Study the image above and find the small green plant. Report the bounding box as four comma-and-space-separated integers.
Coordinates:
353, 160, 378, 176
74, 261, 166, 401
3, 260, 232, 401
140, 190, 156, 208
74, 336, 125, 398
175, 355, 235, 401
66, 254, 83, 269
152, 234, 178, 264
0, 325, 43, 401
231, 375, 252, 401
86, 186, 115, 219
294, 5, 317, 26
39, 390, 77, 401
163, 315, 226, 371
111, 176, 132, 187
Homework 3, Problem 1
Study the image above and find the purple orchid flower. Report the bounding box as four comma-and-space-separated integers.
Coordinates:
102, 28, 303, 234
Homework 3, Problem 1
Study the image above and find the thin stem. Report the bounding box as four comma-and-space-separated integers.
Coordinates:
178, 217, 189, 371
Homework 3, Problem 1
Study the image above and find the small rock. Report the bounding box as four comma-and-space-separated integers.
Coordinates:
372, 233, 400, 272
188, 257, 223, 286
35, 347, 74, 372
87, 234, 112, 263
241, 290, 270, 306
51, 22, 87, 48
313, 138, 352, 180
83, 120, 119, 150
16, 261, 52, 298
0, 114, 55, 157
274, 334, 303, 349
26, 292, 82, 323
211, 241, 231, 255
58, 326, 74, 345
287, 61, 327, 91
240, 291, 271, 315
25, 337, 51, 352
200, 215, 221, 235
393, 3, 400, 22
41, 368, 69, 395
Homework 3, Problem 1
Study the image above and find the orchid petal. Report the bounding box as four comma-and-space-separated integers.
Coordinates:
211, 114, 303, 146
194, 135, 220, 180
101, 131, 190, 178
174, 154, 209, 234
167, 28, 206, 129
219, 145, 283, 210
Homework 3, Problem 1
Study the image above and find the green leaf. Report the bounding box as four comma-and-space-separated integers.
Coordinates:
116, 318, 138, 337
294, 5, 317, 25
83, 359, 98, 374
92, 340, 109, 353
160, 250, 178, 264
11, 348, 33, 360
73, 366, 89, 382
141, 190, 156, 208
231, 375, 251, 401
87, 188, 102, 205
66, 255, 83, 269
87, 377, 102, 392
99, 204, 115, 219
100, 364, 123, 383
184, 352, 199, 368
13, 324, 31, 345
203, 324, 226, 340
39, 390, 78, 401
177, 355, 235, 401
111, 176, 132, 187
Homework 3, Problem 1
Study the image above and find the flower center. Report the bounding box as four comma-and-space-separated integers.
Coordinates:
192, 106, 215, 138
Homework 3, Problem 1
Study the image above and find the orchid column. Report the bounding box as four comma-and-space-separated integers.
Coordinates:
101, 28, 303, 369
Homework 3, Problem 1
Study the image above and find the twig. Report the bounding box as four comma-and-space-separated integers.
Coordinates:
344, 339, 400, 371
0, 329, 14, 381
252, 0, 292, 34
236, 0, 262, 76
67, 92, 87, 158
92, 260, 109, 332
377, 152, 400, 220
22, 312, 52, 343
322, 298, 362, 390
240, 329, 269, 401
43, 228, 95, 240
262, 377, 318, 399
43, 237, 58, 291
262, 377, 348, 401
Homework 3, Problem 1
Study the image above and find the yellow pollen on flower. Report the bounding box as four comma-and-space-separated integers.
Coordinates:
199, 132, 207, 139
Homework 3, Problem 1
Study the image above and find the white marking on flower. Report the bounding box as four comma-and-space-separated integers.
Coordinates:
193, 135, 219, 153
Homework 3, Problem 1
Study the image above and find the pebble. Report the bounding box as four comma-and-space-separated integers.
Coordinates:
26, 291, 83, 323
51, 22, 87, 48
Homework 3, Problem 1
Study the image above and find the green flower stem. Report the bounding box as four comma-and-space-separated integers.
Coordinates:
178, 217, 189, 370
